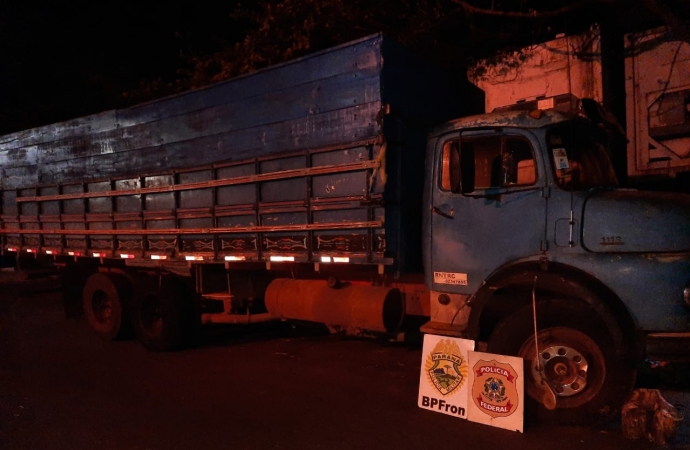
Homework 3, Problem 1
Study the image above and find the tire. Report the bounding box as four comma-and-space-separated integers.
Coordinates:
487, 299, 635, 425
131, 274, 191, 351
82, 272, 133, 340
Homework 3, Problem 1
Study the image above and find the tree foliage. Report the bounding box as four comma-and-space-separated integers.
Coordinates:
177, 0, 460, 90
3, 0, 688, 134
163, 0, 688, 93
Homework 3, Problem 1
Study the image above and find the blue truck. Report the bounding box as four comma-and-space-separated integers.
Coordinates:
0, 34, 688, 423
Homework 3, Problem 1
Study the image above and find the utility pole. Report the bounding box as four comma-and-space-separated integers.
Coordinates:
599, 1, 629, 186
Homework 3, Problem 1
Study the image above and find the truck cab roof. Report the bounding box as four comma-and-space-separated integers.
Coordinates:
430, 109, 580, 138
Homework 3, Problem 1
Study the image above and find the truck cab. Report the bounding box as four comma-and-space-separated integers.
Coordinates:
423, 99, 690, 422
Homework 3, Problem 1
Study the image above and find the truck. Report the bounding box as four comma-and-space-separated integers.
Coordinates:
469, 25, 690, 182
1, 33, 688, 425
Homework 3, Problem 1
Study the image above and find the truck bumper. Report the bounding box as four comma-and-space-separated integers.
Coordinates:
645, 332, 690, 362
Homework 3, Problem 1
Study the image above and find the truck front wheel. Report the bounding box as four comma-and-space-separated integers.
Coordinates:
487, 299, 634, 424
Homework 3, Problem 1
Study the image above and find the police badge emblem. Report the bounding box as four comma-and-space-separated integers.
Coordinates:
471, 359, 519, 418
467, 351, 524, 432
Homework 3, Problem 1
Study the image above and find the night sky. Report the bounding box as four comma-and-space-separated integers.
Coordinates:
1, 1, 683, 137
0, 2, 252, 135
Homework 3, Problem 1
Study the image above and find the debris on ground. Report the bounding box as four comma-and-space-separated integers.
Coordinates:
622, 388, 684, 445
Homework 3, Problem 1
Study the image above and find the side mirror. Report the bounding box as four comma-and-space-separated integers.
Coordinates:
460, 145, 475, 194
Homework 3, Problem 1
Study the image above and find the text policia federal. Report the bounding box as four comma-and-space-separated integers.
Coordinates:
420, 396, 466, 417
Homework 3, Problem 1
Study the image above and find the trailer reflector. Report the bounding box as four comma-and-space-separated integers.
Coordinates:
120, 254, 135, 259
7, 248, 17, 252
68, 251, 82, 256
45, 250, 54, 255
270, 256, 295, 262
26, 249, 36, 253
224, 256, 246, 261
151, 255, 167, 260
92, 252, 104, 258
185, 256, 204, 261
320, 256, 350, 263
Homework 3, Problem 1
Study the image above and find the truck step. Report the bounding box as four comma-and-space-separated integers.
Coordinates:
201, 292, 233, 301
200, 312, 276, 325
419, 320, 466, 338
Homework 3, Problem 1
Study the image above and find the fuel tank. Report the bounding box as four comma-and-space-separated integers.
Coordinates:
264, 279, 405, 334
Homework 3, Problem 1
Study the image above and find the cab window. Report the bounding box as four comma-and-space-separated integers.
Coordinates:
546, 123, 618, 191
440, 135, 536, 193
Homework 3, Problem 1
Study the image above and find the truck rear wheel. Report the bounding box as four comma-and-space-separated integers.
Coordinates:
131, 274, 191, 351
487, 299, 634, 425
82, 272, 132, 340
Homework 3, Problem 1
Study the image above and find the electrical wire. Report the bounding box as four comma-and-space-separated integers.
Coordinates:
647, 40, 684, 113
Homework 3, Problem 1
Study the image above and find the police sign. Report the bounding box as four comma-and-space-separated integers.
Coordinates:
417, 335, 474, 419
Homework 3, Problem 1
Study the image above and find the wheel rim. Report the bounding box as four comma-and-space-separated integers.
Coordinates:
140, 293, 164, 336
91, 290, 112, 325
535, 345, 588, 396
518, 327, 606, 409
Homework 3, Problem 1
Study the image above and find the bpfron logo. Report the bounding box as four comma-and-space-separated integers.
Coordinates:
425, 339, 468, 396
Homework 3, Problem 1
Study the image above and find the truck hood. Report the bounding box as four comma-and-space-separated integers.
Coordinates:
582, 190, 690, 253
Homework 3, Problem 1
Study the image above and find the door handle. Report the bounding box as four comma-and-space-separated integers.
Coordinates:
432, 206, 454, 219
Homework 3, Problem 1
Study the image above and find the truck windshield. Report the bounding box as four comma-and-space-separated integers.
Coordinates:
546, 122, 618, 191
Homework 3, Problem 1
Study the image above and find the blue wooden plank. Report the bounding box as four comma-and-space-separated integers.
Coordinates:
27, 71, 380, 166
35, 102, 380, 185
116, 34, 382, 125
0, 110, 118, 152
2, 165, 38, 190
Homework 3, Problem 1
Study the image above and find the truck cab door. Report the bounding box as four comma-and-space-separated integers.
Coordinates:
429, 130, 547, 294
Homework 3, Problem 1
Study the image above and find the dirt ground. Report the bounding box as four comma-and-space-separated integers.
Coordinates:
0, 274, 688, 450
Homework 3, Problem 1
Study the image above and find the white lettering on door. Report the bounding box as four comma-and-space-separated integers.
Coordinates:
433, 272, 468, 285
